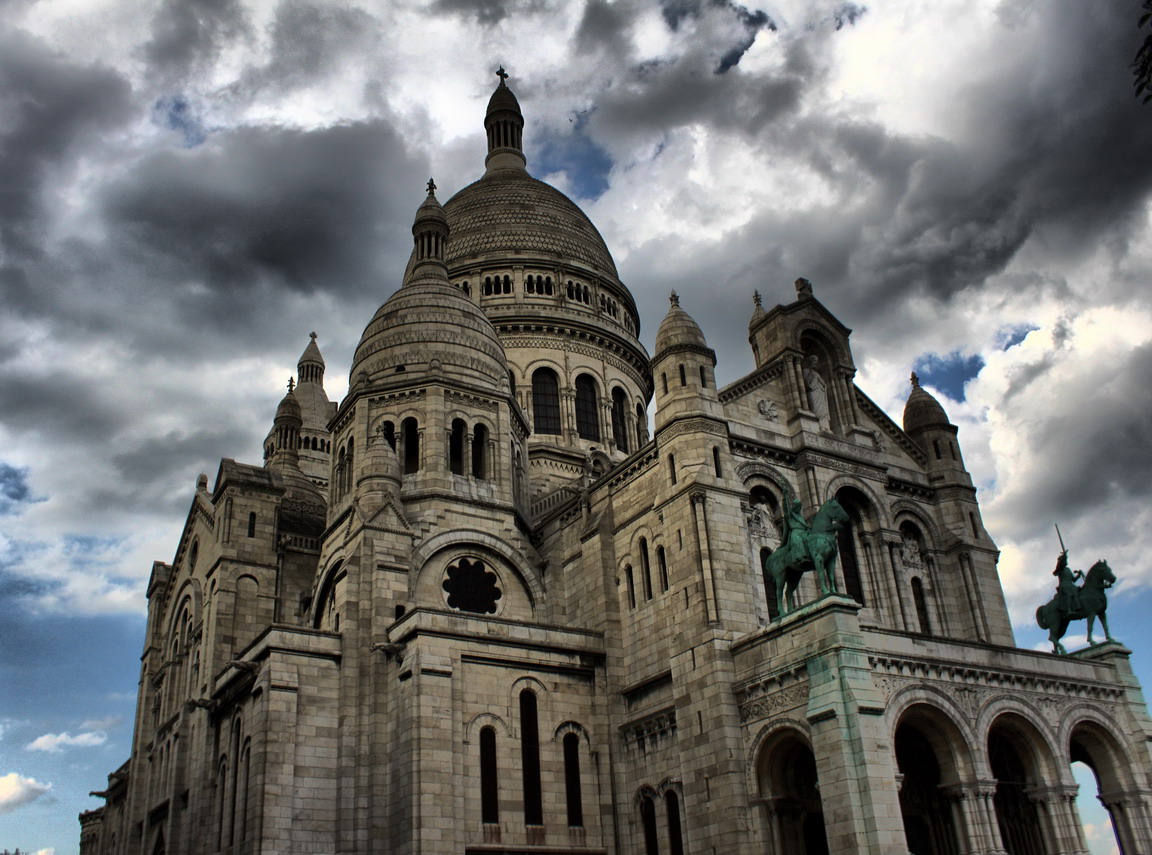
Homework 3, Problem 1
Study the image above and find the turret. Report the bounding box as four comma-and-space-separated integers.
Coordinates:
652, 292, 722, 432
263, 333, 334, 493
903, 372, 972, 486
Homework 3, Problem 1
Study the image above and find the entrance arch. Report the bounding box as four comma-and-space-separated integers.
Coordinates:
756, 728, 829, 855
988, 715, 1052, 855
894, 707, 965, 855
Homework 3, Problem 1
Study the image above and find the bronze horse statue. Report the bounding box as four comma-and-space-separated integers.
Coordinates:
1036, 559, 1116, 655
766, 498, 849, 618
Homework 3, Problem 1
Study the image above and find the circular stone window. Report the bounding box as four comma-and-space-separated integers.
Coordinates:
442, 557, 503, 615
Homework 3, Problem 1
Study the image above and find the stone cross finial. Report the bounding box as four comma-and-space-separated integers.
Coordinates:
670, 291, 680, 307
753, 290, 762, 309
310, 331, 317, 341
795, 277, 814, 298
910, 371, 919, 388
496, 66, 508, 83
287, 377, 295, 392
426, 177, 436, 195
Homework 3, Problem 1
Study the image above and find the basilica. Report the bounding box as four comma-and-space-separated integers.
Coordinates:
81, 75, 1152, 855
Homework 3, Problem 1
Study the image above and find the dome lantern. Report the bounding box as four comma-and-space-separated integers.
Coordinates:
484, 67, 526, 174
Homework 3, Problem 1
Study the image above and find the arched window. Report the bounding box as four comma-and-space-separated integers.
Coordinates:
526, 275, 535, 294
699, 365, 707, 387
247, 512, 256, 538
911, 577, 931, 635
472, 424, 488, 479
520, 690, 543, 826
834, 488, 869, 606
640, 538, 653, 601
532, 368, 562, 435
761, 547, 779, 620
575, 374, 600, 441
636, 403, 646, 448
666, 791, 684, 855
679, 364, 686, 386
640, 795, 659, 855
611, 387, 629, 452
661, 373, 668, 395
712, 446, 722, 477
657, 546, 669, 592
625, 565, 636, 609
402, 418, 420, 473
480, 727, 499, 824
381, 420, 396, 449
563, 732, 583, 827
449, 419, 466, 475
668, 454, 677, 485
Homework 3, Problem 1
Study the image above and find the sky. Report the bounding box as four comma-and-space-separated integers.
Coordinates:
0, 1, 1149, 853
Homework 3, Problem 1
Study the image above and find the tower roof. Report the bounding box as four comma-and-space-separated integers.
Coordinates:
654, 292, 713, 361
351, 185, 507, 389
903, 372, 952, 434
298, 332, 324, 368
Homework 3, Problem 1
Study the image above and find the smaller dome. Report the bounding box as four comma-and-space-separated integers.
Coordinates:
903, 372, 951, 434
275, 386, 302, 424
654, 292, 710, 357
414, 179, 449, 232
487, 79, 522, 116
749, 290, 766, 328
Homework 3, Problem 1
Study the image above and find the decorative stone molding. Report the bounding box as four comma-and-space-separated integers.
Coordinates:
735, 667, 809, 723
620, 707, 677, 752
655, 416, 729, 442
872, 654, 1124, 726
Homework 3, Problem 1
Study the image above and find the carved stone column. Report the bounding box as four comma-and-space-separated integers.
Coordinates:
1027, 784, 1088, 854
1099, 789, 1152, 854
690, 491, 718, 624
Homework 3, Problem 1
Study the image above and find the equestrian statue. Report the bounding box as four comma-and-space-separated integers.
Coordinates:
1035, 548, 1116, 655
765, 496, 849, 618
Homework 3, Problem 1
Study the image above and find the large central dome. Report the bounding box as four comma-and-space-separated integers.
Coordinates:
444, 170, 618, 277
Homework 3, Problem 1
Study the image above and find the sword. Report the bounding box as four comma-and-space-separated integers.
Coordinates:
1055, 523, 1067, 555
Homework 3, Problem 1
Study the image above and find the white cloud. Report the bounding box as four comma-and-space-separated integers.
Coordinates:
79, 715, 123, 732
25, 731, 108, 753
0, 773, 52, 814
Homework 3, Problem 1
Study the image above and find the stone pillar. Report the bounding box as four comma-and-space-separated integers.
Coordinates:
1100, 789, 1152, 854
690, 491, 719, 625
1027, 784, 1089, 854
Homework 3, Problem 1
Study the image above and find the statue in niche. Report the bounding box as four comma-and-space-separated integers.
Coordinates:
803, 355, 832, 431
900, 531, 924, 569
1035, 551, 1116, 654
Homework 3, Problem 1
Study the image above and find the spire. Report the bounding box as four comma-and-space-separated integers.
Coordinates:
484, 67, 526, 173
405, 180, 450, 286
750, 289, 766, 326
298, 332, 325, 383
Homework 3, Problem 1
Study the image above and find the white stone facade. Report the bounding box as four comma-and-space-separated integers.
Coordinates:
81, 78, 1152, 855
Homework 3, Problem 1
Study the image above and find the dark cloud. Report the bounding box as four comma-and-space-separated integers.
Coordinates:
0, 30, 133, 258
230, 1, 380, 98
0, 372, 128, 442
0, 463, 34, 515
140, 0, 252, 85
1001, 342, 1152, 524
111, 429, 250, 489
576, 0, 634, 57
430, 0, 548, 26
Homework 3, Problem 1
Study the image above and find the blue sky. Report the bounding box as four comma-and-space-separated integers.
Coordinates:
2, 2, 1152, 854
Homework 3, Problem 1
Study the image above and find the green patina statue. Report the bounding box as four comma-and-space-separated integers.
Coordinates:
1036, 550, 1116, 654
766, 497, 849, 618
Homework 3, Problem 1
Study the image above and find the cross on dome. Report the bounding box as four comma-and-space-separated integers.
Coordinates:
309, 331, 317, 341
287, 377, 295, 391
496, 66, 508, 83
427, 178, 437, 195
670, 290, 680, 307
910, 371, 920, 388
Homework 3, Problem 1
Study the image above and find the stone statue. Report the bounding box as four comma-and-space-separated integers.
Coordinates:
1036, 552, 1116, 654
766, 498, 849, 617
795, 277, 814, 299
803, 355, 831, 430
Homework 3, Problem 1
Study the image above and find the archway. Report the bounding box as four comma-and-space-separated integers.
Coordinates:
1070, 720, 1135, 854
756, 729, 829, 855
895, 722, 960, 855
988, 719, 1047, 855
